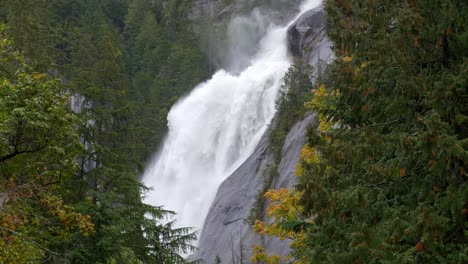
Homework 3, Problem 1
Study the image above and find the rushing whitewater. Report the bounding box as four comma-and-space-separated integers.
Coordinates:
143, 0, 322, 236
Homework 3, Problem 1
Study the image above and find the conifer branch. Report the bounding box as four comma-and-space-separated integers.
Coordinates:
352, 118, 404, 131
0, 226, 63, 256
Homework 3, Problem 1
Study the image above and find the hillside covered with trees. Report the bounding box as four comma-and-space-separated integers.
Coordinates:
0, 0, 208, 263
252, 0, 467, 263
0, 0, 466, 263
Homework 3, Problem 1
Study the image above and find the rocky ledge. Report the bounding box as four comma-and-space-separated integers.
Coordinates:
287, 5, 332, 66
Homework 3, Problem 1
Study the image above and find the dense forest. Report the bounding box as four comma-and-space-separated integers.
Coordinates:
0, 0, 208, 263
0, 0, 466, 263
252, 0, 467, 263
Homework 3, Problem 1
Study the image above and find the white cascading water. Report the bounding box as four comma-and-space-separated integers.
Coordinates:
143, 0, 322, 237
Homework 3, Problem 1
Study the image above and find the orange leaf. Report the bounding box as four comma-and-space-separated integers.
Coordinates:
446, 26, 452, 35
364, 86, 375, 97
436, 37, 443, 49
399, 168, 406, 177
416, 241, 424, 251
460, 167, 466, 177
340, 212, 347, 223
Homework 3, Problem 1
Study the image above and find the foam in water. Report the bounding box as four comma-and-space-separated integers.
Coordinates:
142, 0, 322, 240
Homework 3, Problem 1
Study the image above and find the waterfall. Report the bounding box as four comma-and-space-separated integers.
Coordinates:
142, 0, 322, 238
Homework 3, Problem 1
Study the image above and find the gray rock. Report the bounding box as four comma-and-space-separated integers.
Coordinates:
192, 3, 331, 263
275, 113, 316, 190
193, 114, 316, 263
287, 6, 332, 66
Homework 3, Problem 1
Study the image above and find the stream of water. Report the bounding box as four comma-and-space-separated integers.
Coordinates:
142, 0, 322, 238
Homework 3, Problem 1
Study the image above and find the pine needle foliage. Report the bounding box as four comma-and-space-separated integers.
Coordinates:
259, 0, 467, 263
0, 0, 206, 263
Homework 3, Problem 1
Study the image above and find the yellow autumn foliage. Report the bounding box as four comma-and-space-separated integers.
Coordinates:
305, 84, 338, 133
300, 144, 320, 165
250, 244, 281, 264
253, 83, 342, 263
342, 56, 353, 63
295, 163, 305, 177
304, 84, 327, 111
251, 188, 309, 262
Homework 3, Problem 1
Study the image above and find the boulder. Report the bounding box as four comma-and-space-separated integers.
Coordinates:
287, 6, 332, 65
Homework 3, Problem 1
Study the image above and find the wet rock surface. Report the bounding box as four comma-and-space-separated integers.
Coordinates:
193, 114, 316, 263
192, 3, 330, 263
287, 6, 332, 65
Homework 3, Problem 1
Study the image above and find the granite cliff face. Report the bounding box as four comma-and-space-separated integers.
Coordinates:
193, 114, 316, 263
287, 6, 332, 66
190, 2, 331, 263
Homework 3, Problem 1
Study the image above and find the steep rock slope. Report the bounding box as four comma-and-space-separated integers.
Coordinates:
192, 3, 331, 263
194, 114, 316, 263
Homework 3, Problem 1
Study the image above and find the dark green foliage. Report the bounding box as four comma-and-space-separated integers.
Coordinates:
248, 165, 278, 225
215, 255, 222, 264
270, 60, 313, 163
289, 0, 468, 263
123, 0, 209, 162
0, 0, 62, 71
0, 28, 80, 189
249, 61, 313, 224
0, 28, 86, 263
0, 0, 208, 263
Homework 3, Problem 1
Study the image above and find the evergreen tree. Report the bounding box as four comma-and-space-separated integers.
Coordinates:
1, 0, 206, 262
0, 0, 61, 71
270, 60, 313, 162
122, 0, 209, 161
0, 27, 93, 264
257, 0, 467, 263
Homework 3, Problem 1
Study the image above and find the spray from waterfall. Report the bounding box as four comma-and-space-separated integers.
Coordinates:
142, 0, 323, 239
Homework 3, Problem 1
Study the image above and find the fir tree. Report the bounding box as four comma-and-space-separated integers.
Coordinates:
295, 0, 467, 262
255, 0, 467, 263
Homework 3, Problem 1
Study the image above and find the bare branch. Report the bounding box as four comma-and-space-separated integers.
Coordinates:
0, 226, 63, 256
350, 118, 404, 131
0, 145, 48, 163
